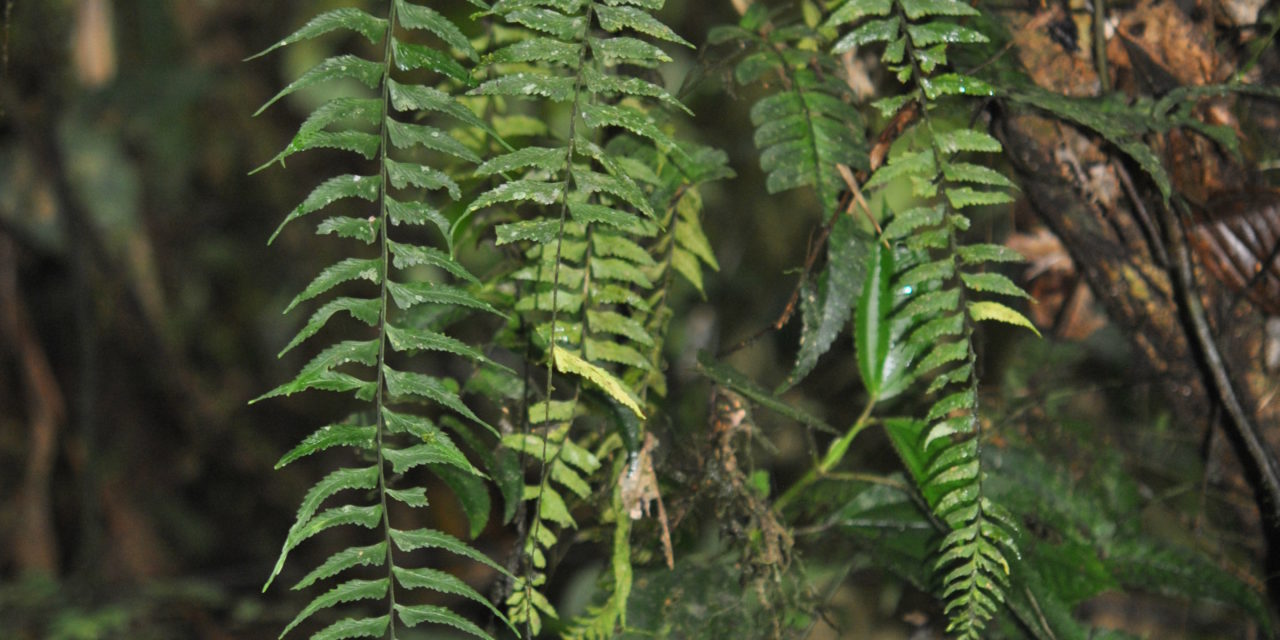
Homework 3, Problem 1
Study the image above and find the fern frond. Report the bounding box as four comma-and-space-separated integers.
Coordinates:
253, 2, 513, 637
464, 1, 695, 633
711, 11, 868, 211
828, 0, 1036, 634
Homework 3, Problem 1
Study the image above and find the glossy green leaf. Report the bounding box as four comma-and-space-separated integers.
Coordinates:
395, 0, 476, 60
855, 240, 894, 398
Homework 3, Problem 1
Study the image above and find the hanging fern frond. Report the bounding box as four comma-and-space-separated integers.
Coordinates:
826, 0, 1034, 635
463, 0, 695, 633
251, 2, 515, 638
710, 6, 869, 211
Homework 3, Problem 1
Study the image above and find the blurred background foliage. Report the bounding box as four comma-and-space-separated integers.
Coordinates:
0, 0, 1277, 638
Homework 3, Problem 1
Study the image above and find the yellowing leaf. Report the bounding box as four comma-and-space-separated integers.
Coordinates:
966, 301, 1041, 336
553, 349, 645, 418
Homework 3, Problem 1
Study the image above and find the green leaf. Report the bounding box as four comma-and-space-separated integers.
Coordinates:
284, 257, 382, 314
900, 0, 980, 19
292, 543, 385, 591
882, 205, 944, 241
554, 349, 645, 418
470, 180, 563, 211
495, 219, 562, 245
471, 73, 578, 101
392, 38, 472, 85
833, 17, 901, 52
959, 272, 1032, 299
269, 174, 380, 243
311, 616, 390, 640
527, 484, 576, 527
958, 243, 1024, 265
387, 80, 486, 128
255, 55, 384, 117
386, 119, 481, 163
432, 463, 492, 539
590, 35, 671, 68
967, 301, 1040, 335
290, 466, 379, 540
488, 37, 582, 66
587, 310, 654, 347
282, 578, 388, 637
905, 21, 988, 46
383, 407, 485, 474
394, 565, 509, 623
275, 424, 377, 469
946, 187, 1014, 208
856, 241, 894, 398
388, 240, 478, 283
1104, 541, 1274, 634
383, 367, 494, 433
386, 280, 503, 317
390, 528, 511, 576
264, 504, 382, 591
594, 5, 692, 47
581, 104, 675, 152
247, 9, 387, 61
396, 603, 495, 640
385, 158, 461, 198
826, 0, 893, 26
474, 146, 567, 177
279, 297, 380, 357
385, 324, 497, 368
395, 0, 477, 60
501, 7, 586, 41
934, 128, 1002, 154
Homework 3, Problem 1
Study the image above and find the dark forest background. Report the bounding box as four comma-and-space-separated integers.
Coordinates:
1, 0, 1278, 638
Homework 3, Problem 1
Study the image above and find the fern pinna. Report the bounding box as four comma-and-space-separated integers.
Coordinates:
462, 0, 695, 635
250, 2, 514, 638
825, 0, 1035, 636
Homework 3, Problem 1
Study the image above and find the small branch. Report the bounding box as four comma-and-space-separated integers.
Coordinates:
1161, 198, 1280, 524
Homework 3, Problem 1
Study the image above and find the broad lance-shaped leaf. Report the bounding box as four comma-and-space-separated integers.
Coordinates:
856, 240, 894, 398
782, 213, 867, 390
